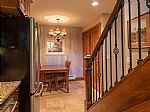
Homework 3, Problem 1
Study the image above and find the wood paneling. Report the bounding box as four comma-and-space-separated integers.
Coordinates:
82, 32, 91, 55
82, 23, 101, 80
88, 55, 150, 112
123, 99, 150, 112
82, 23, 101, 56
90, 25, 100, 54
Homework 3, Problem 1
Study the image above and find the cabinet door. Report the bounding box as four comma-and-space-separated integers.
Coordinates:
82, 32, 91, 80
90, 25, 101, 54
82, 24, 101, 81
82, 32, 91, 56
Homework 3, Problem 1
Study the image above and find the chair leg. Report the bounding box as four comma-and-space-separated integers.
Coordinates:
55, 76, 58, 91
41, 88, 44, 96
65, 73, 69, 93
48, 80, 52, 93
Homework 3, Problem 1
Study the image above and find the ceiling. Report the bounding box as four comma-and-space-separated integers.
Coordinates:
30, 0, 116, 27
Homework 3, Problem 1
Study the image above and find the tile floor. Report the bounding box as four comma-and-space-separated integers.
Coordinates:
39, 80, 85, 112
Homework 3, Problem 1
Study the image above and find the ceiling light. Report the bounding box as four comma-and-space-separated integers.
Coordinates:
92, 0, 99, 6
44, 15, 70, 23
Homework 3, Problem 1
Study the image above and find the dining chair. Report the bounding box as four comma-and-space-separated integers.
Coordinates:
55, 60, 71, 93
40, 73, 53, 96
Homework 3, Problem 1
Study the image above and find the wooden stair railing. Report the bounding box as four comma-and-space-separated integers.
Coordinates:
88, 55, 150, 112
84, 0, 150, 110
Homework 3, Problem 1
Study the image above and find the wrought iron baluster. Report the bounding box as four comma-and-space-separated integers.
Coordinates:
128, 0, 132, 72
121, 0, 125, 79
148, 48, 150, 55
98, 49, 101, 99
95, 56, 98, 102
90, 63, 92, 106
109, 27, 113, 89
92, 60, 95, 104
105, 37, 108, 92
102, 45, 104, 96
137, 0, 143, 64
146, 0, 150, 55
114, 14, 119, 84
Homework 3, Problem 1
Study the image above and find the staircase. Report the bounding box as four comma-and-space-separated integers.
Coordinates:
84, 0, 150, 112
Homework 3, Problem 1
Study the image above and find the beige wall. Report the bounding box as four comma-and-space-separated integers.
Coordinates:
82, 13, 110, 33
40, 25, 83, 79
101, 13, 110, 32
82, 15, 101, 32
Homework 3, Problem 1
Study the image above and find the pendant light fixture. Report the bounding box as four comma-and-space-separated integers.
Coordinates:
48, 18, 67, 42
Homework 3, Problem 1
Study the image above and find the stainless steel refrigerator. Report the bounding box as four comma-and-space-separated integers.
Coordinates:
0, 16, 43, 112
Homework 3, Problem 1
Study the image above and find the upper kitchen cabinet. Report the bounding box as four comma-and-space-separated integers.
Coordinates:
0, 0, 32, 17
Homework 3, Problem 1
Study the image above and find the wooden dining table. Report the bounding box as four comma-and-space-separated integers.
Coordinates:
40, 65, 69, 93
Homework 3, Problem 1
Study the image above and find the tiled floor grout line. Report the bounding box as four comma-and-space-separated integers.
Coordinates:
61, 93, 68, 112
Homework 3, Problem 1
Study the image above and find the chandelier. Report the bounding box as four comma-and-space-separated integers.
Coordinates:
49, 18, 67, 42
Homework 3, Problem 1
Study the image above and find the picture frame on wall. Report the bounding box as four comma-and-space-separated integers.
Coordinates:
47, 40, 63, 52
128, 12, 150, 49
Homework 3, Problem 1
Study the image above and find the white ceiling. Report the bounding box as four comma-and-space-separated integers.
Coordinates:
30, 0, 116, 27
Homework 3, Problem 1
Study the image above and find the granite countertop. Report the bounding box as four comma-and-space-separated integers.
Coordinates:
0, 81, 21, 104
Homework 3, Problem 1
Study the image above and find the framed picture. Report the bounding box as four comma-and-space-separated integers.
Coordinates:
128, 12, 150, 49
47, 40, 63, 52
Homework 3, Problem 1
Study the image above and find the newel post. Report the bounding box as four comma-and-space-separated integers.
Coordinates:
84, 55, 92, 110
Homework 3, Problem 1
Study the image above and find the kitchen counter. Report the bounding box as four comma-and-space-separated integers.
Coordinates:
0, 81, 21, 105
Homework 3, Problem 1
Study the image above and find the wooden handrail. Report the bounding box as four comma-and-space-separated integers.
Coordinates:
89, 0, 122, 63
85, 0, 149, 110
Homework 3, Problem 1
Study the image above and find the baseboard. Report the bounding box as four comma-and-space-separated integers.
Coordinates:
69, 75, 76, 80
69, 77, 84, 81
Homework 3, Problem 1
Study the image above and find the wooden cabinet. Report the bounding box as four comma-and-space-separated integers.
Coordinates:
1, 0, 32, 17
19, 0, 31, 16
82, 23, 101, 56
83, 32, 91, 56
90, 25, 101, 53
82, 23, 101, 79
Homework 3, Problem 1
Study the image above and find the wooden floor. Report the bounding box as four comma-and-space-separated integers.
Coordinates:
38, 81, 85, 112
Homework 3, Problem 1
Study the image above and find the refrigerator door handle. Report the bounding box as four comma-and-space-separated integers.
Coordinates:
35, 82, 43, 96
30, 90, 37, 96
10, 101, 18, 112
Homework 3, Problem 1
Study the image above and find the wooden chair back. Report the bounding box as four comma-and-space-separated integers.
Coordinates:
65, 60, 71, 68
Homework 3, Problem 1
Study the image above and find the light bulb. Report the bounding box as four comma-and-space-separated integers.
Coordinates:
61, 28, 67, 36
55, 28, 61, 34
92, 1, 99, 6
49, 29, 54, 35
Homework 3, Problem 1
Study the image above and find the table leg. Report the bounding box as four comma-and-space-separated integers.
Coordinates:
66, 72, 69, 93
54, 75, 58, 91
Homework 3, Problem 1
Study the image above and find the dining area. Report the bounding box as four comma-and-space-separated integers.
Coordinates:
40, 60, 71, 95
38, 25, 84, 112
